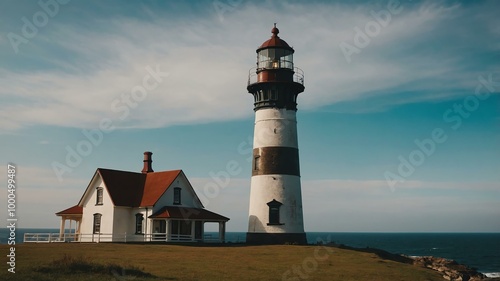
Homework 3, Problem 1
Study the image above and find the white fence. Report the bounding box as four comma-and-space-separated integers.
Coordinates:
24, 232, 224, 243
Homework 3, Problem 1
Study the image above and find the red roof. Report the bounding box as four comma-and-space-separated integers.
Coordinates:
258, 24, 293, 51
141, 170, 181, 206
95, 168, 182, 207
149, 206, 229, 221
56, 205, 83, 216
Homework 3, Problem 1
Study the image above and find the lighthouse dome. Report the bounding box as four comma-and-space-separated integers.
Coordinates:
257, 24, 293, 52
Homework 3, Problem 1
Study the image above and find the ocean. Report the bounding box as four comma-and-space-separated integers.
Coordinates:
2, 229, 499, 277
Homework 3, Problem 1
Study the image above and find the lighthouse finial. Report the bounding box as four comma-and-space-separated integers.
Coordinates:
271, 23, 279, 37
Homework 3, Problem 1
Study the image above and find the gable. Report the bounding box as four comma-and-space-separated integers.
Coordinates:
77, 171, 114, 208
153, 171, 204, 209
140, 170, 181, 206
77, 170, 103, 207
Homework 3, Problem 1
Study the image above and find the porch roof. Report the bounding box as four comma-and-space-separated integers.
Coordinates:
149, 206, 229, 221
56, 205, 83, 216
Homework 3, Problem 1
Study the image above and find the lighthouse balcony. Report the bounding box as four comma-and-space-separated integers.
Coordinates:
248, 66, 304, 86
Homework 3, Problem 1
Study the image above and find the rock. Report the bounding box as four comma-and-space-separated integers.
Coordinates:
412, 256, 487, 281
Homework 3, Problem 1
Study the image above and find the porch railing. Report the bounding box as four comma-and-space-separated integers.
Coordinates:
24, 232, 224, 243
23, 233, 78, 243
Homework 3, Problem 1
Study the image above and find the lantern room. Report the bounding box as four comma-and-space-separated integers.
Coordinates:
256, 24, 294, 71
257, 48, 294, 70
247, 24, 305, 111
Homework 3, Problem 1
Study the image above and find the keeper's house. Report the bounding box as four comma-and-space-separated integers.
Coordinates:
55, 152, 229, 243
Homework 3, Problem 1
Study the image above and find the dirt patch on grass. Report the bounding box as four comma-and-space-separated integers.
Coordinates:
35, 254, 157, 279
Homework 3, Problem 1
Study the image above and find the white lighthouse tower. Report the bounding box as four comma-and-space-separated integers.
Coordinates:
246, 24, 307, 244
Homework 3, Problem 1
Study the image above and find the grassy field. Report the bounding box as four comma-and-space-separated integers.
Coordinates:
0, 243, 445, 281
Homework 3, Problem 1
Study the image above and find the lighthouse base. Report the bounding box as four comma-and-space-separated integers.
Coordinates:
246, 232, 307, 245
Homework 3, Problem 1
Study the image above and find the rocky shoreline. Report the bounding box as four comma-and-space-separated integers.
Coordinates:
332, 243, 497, 281
411, 256, 488, 281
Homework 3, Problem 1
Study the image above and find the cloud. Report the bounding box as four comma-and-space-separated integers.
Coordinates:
1, 165, 498, 231
0, 1, 498, 132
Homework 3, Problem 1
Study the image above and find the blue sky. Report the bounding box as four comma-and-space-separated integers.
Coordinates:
0, 0, 499, 232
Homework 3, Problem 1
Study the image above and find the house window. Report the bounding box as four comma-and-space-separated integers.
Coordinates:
135, 213, 144, 234
173, 187, 181, 205
93, 213, 102, 234
96, 187, 103, 205
267, 199, 283, 225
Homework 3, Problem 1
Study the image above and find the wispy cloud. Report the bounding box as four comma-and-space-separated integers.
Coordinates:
0, 1, 498, 132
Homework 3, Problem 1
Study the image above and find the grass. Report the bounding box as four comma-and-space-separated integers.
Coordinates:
0, 243, 445, 281
35, 254, 155, 279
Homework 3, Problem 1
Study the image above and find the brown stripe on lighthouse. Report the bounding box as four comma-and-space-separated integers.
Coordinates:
252, 147, 300, 176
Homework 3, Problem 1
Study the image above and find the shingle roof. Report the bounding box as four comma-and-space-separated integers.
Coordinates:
141, 170, 181, 206
56, 205, 83, 215
97, 168, 182, 207
149, 206, 229, 221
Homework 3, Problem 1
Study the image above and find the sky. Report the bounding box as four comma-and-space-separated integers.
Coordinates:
0, 0, 499, 232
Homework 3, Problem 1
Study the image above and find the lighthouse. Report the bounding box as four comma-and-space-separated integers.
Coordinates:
246, 24, 307, 244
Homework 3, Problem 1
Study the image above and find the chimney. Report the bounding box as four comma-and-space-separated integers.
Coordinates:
141, 151, 154, 173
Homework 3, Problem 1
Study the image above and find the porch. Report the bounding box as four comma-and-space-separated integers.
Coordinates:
41, 205, 229, 243
148, 206, 229, 243
23, 231, 226, 243
55, 205, 82, 242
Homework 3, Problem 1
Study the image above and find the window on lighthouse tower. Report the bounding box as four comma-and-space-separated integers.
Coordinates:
253, 156, 260, 171
267, 199, 283, 225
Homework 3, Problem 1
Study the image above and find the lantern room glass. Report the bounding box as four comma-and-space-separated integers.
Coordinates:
257, 48, 293, 70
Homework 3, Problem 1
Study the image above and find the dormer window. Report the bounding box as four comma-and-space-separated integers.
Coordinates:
173, 187, 181, 205
96, 187, 103, 205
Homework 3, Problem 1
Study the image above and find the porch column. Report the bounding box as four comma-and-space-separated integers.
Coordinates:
76, 219, 81, 241
59, 217, 66, 240
165, 219, 169, 242
218, 221, 226, 243
201, 221, 205, 242
191, 221, 196, 241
